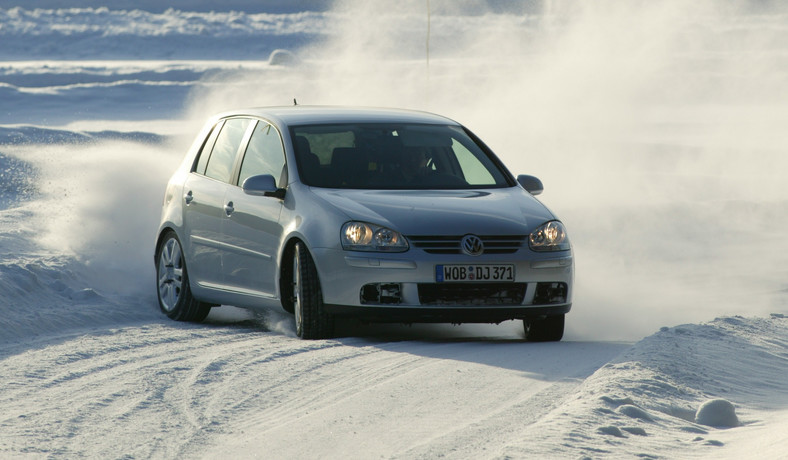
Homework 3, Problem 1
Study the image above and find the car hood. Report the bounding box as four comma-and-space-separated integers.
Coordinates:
309, 187, 556, 236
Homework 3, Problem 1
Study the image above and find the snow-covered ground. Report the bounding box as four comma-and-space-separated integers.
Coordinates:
1, 1, 787, 458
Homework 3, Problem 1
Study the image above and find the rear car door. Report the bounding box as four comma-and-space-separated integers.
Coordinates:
182, 117, 252, 290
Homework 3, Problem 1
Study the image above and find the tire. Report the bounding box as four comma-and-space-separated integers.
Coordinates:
156, 232, 211, 322
523, 314, 564, 342
293, 242, 334, 339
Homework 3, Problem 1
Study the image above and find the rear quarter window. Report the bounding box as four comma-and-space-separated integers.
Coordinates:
194, 120, 223, 175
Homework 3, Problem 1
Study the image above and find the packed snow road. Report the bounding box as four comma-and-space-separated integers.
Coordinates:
0, 313, 627, 458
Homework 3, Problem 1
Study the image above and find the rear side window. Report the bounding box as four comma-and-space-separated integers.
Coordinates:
203, 118, 251, 183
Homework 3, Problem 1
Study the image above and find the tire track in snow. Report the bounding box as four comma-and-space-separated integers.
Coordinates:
173, 334, 351, 443
0, 323, 332, 458
0, 318, 628, 459
195, 340, 627, 459
196, 339, 434, 438
391, 377, 587, 459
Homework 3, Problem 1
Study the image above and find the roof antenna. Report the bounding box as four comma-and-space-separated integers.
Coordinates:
293, 98, 298, 106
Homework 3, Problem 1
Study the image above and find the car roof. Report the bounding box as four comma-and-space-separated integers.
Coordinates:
215, 106, 460, 127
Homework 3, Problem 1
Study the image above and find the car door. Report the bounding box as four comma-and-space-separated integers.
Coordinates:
182, 117, 252, 291
222, 120, 286, 298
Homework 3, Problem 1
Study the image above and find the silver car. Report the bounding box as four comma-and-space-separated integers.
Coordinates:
155, 107, 573, 340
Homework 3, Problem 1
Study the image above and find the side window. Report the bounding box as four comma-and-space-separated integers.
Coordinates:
204, 118, 251, 183
238, 121, 287, 187
194, 121, 224, 174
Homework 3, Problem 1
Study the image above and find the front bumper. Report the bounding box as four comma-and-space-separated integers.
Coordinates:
311, 247, 573, 323
324, 303, 571, 323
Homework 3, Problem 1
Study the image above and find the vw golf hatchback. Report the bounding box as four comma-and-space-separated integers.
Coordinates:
155, 107, 573, 340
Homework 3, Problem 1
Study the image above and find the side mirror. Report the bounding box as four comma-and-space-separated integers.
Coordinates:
517, 174, 543, 195
242, 174, 286, 199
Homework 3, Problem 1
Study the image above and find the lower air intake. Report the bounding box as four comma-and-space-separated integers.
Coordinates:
417, 283, 527, 306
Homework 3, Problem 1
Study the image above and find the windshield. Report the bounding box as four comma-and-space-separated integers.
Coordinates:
291, 123, 512, 189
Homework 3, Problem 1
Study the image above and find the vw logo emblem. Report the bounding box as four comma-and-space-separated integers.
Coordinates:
460, 234, 484, 256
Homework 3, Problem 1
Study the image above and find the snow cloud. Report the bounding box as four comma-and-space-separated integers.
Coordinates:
185, 0, 788, 340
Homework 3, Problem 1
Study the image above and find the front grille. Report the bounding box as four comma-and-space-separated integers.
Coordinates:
418, 283, 527, 306
408, 235, 526, 255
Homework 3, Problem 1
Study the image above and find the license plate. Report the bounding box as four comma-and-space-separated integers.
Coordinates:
435, 264, 515, 282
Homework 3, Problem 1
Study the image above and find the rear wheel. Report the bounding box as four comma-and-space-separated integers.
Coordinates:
523, 314, 564, 342
293, 242, 334, 339
156, 232, 211, 322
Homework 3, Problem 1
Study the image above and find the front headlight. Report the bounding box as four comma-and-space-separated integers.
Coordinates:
341, 221, 409, 252
529, 221, 570, 252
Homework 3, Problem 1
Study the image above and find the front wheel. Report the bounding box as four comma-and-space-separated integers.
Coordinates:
523, 314, 564, 342
156, 232, 211, 322
293, 242, 334, 339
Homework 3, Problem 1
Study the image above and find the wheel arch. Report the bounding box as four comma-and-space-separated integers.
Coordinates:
278, 235, 308, 313
154, 225, 180, 264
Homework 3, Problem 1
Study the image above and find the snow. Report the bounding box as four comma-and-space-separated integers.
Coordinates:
1, 1, 787, 458
695, 399, 740, 428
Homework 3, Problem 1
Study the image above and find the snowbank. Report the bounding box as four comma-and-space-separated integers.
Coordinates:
495, 316, 788, 458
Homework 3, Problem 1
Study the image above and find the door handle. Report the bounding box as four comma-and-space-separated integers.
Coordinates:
184, 191, 194, 205
224, 201, 234, 216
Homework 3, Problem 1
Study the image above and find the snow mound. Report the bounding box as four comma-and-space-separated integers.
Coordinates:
267, 49, 301, 66
499, 316, 788, 458
696, 399, 740, 428
618, 404, 656, 422
0, 251, 160, 347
